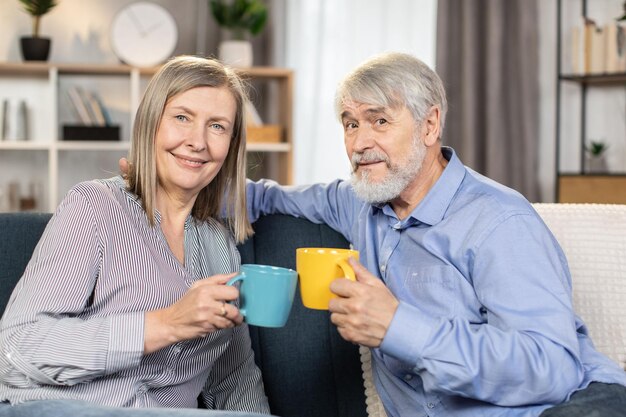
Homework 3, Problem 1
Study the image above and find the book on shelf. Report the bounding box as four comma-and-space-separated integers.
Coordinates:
589, 22, 605, 74
604, 22, 626, 73
19, 100, 28, 140
245, 100, 263, 126
91, 92, 113, 126
66, 86, 112, 126
0, 99, 6, 140
85, 90, 106, 126
67, 86, 93, 125
1, 99, 28, 141
571, 17, 626, 75
581, 17, 604, 74
571, 20, 584, 74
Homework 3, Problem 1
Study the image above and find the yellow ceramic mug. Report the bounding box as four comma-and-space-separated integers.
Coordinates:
296, 247, 360, 310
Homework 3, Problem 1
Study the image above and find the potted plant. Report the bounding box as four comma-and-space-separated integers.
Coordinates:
585, 140, 609, 173
210, 0, 268, 67
18, 0, 58, 61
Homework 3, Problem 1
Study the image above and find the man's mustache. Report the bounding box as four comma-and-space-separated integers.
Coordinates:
351, 151, 390, 172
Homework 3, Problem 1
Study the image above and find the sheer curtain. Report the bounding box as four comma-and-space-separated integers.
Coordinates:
436, 0, 540, 201
272, 0, 438, 184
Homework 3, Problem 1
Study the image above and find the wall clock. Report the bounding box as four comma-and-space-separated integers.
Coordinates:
110, 2, 178, 68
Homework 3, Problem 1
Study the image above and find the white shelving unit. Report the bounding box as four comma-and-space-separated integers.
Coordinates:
0, 62, 293, 212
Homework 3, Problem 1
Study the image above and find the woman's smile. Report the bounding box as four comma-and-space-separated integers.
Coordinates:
171, 152, 208, 168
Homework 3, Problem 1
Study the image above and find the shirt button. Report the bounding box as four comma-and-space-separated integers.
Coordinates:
380, 264, 386, 274
427, 402, 435, 409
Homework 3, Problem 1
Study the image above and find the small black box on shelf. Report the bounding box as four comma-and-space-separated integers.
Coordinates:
62, 125, 120, 141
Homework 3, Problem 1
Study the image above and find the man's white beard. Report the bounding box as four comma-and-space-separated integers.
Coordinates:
350, 138, 427, 204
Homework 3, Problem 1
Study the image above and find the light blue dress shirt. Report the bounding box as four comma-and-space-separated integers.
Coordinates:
246, 147, 626, 417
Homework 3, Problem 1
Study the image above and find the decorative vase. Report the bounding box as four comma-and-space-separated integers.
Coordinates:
585, 155, 608, 173
218, 40, 253, 68
20, 37, 51, 61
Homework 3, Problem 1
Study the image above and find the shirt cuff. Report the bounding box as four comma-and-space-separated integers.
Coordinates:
105, 312, 145, 374
380, 301, 439, 367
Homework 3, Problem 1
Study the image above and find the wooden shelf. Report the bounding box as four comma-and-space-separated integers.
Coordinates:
559, 72, 626, 85
237, 67, 294, 78
0, 62, 294, 211
0, 141, 50, 150
0, 62, 51, 75
0, 62, 156, 76
55, 141, 130, 151
0, 63, 295, 77
247, 142, 291, 152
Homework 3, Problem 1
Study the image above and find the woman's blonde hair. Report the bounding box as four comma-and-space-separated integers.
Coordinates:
127, 55, 252, 243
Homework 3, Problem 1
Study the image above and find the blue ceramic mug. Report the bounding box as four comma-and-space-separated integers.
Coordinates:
227, 264, 298, 327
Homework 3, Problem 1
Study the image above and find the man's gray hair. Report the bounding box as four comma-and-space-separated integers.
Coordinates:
335, 52, 448, 136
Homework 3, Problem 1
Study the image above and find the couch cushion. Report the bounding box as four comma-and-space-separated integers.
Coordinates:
238, 214, 367, 417
0, 212, 52, 314
0, 213, 367, 416
533, 203, 626, 370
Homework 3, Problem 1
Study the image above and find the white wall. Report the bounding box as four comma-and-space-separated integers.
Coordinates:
0, 0, 210, 62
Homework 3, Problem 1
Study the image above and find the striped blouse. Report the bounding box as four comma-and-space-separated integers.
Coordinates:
0, 177, 270, 413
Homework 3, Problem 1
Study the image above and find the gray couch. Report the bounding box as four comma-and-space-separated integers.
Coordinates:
0, 212, 367, 417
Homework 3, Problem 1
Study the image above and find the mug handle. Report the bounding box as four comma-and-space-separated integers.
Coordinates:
226, 273, 244, 286
337, 258, 356, 281
226, 273, 246, 316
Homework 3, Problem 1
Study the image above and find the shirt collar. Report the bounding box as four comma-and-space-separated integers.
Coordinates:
411, 146, 465, 225
376, 147, 466, 226
114, 175, 194, 229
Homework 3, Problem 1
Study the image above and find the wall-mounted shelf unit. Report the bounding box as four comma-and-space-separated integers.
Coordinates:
0, 62, 293, 212
556, 0, 626, 203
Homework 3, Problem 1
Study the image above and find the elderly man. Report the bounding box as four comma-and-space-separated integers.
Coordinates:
245, 52, 626, 416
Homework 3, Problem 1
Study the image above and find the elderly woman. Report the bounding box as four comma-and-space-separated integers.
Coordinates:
0, 56, 270, 417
